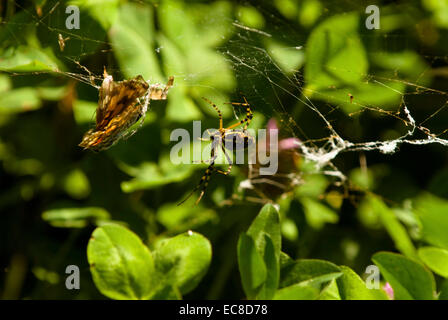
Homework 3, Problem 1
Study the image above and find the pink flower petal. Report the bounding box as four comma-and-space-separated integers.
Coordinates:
279, 137, 300, 150
383, 282, 394, 300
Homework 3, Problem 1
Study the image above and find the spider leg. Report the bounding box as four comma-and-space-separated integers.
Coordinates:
201, 97, 223, 130
177, 163, 216, 206
148, 76, 174, 100
193, 154, 217, 164
198, 129, 215, 141
163, 76, 174, 95
216, 144, 233, 175
178, 138, 222, 205
194, 136, 219, 164
194, 156, 218, 164
225, 96, 253, 130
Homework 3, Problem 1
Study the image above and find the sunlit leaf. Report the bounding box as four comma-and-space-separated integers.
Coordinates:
70, 0, 119, 30
0, 46, 59, 72
266, 40, 305, 75
237, 5, 265, 29
319, 279, 341, 300
0, 88, 41, 113
237, 233, 267, 299
415, 193, 448, 250
336, 266, 387, 300
273, 283, 320, 300
153, 231, 212, 295
280, 259, 341, 288
42, 207, 110, 228
362, 196, 417, 259
120, 162, 193, 192
109, 3, 162, 81
256, 235, 279, 300
372, 251, 436, 300
305, 13, 367, 89
73, 100, 97, 124
418, 246, 448, 278
63, 169, 91, 199
87, 224, 155, 300
300, 197, 338, 229
247, 203, 281, 258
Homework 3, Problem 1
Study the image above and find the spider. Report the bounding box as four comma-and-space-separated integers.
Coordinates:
178, 96, 255, 205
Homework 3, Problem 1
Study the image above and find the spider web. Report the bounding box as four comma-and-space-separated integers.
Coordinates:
2, 0, 448, 203
218, 1, 448, 196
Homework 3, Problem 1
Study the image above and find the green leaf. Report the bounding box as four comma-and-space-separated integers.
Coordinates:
294, 174, 328, 198
42, 207, 110, 228
266, 40, 304, 75
319, 279, 341, 300
237, 5, 265, 29
415, 193, 448, 250
109, 3, 162, 81
120, 162, 193, 192
273, 283, 320, 300
300, 197, 338, 229
73, 100, 97, 124
363, 196, 417, 259
303, 13, 406, 113
299, 0, 322, 27
336, 266, 388, 300
159, 2, 234, 90
149, 283, 182, 300
418, 246, 448, 278
70, 0, 119, 30
276, 257, 342, 301
153, 232, 212, 295
280, 251, 294, 269
343, 80, 404, 112
237, 233, 267, 299
156, 202, 217, 231
281, 218, 299, 242
421, 0, 448, 28
349, 167, 374, 190
280, 259, 341, 288
164, 88, 202, 122
63, 169, 91, 199
159, 0, 234, 53
247, 203, 281, 259
36, 86, 68, 101
0, 74, 11, 92
239, 204, 282, 299
256, 235, 279, 300
188, 2, 233, 48
274, 0, 299, 19
0, 10, 34, 46
372, 252, 436, 300
305, 13, 367, 89
0, 46, 59, 72
159, 1, 196, 53
0, 88, 41, 113
278, 257, 343, 299
186, 49, 235, 91
87, 224, 155, 300
371, 51, 431, 85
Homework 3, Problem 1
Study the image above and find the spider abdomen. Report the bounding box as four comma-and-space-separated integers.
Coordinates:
223, 130, 255, 151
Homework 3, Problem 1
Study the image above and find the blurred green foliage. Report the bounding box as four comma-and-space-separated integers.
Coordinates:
1, 0, 448, 300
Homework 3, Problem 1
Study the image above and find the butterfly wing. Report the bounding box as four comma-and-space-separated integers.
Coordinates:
95, 75, 149, 130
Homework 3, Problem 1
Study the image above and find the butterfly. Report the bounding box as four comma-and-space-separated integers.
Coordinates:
79, 68, 174, 152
